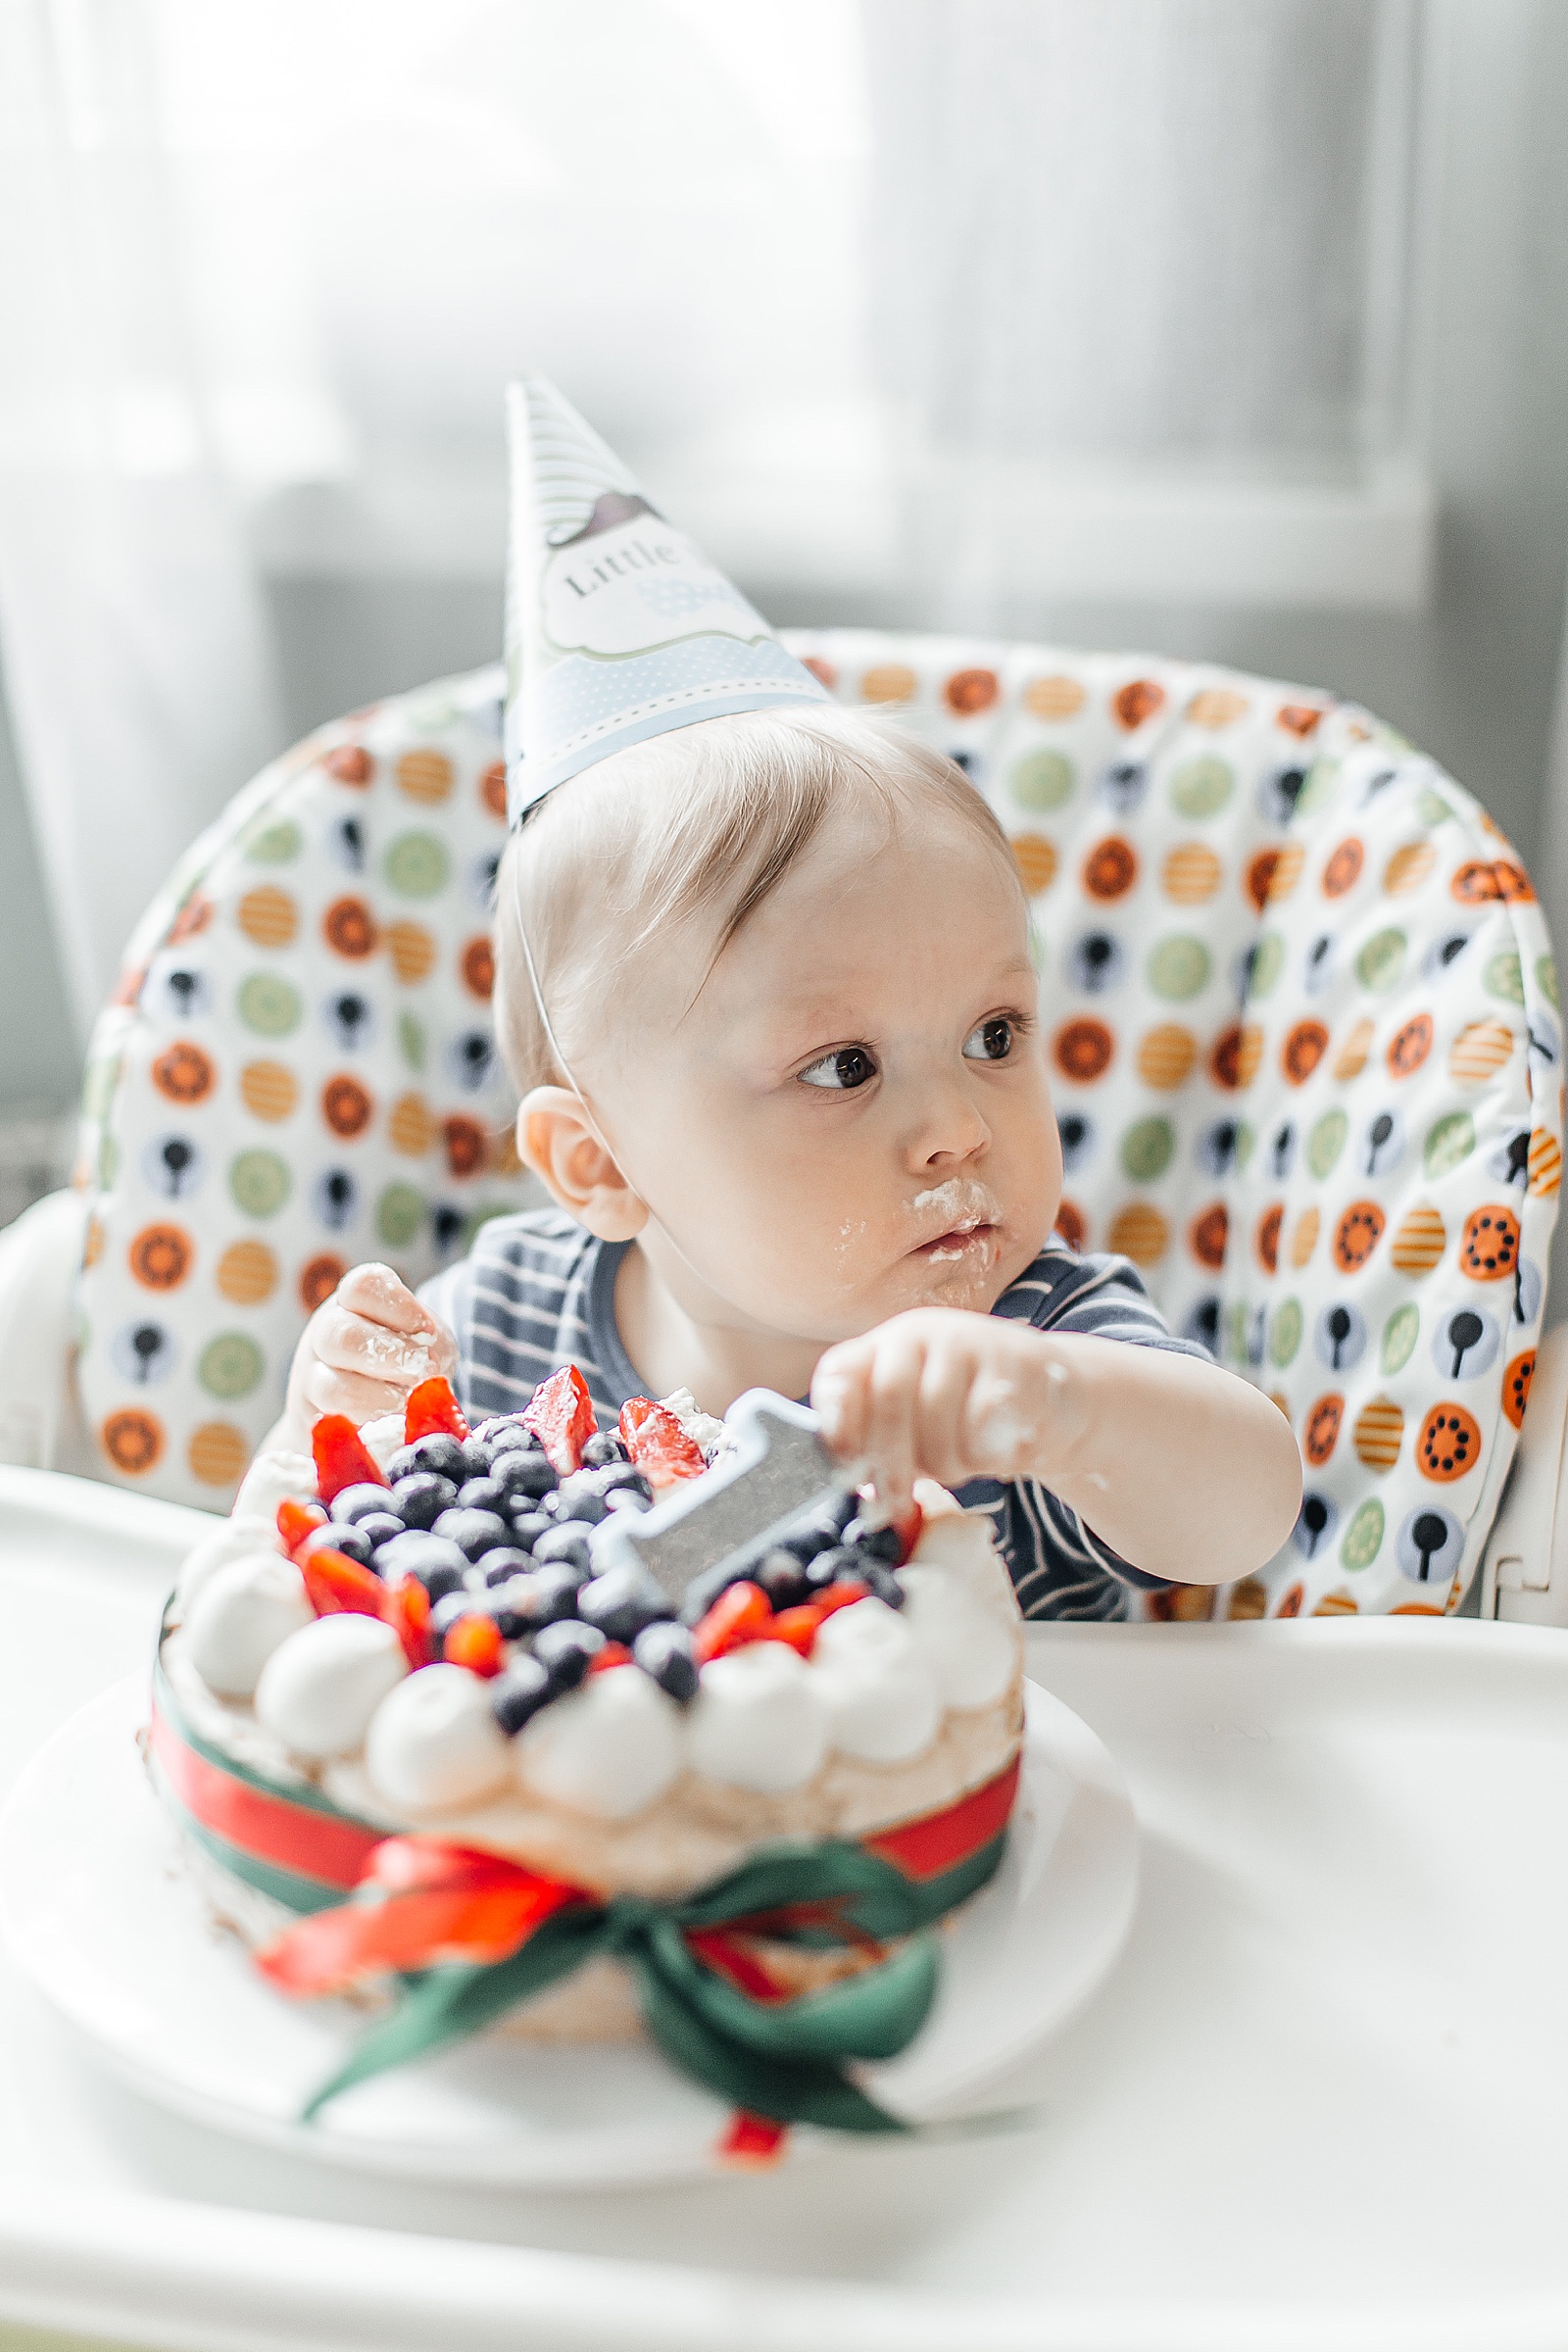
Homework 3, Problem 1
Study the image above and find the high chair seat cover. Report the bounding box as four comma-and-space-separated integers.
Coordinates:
73, 636, 1560, 1622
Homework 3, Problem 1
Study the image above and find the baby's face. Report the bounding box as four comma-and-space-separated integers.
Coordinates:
591, 803, 1062, 1346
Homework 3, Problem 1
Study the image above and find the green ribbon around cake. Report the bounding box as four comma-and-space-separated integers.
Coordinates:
302, 1834, 1004, 2131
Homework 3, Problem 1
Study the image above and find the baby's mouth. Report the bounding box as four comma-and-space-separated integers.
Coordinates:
906, 1178, 1003, 1266
910, 1218, 999, 1265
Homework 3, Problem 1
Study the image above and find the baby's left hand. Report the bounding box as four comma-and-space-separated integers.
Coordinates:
809, 1309, 1073, 1510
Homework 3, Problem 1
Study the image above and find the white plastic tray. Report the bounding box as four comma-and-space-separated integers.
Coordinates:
2, 1462, 1568, 2352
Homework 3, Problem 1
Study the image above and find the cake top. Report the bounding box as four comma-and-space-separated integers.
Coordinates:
170, 1368, 1021, 1840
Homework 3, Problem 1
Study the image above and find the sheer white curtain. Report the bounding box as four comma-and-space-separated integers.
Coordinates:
0, 0, 282, 1035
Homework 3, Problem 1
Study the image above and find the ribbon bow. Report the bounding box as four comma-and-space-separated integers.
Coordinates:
261, 1835, 959, 2135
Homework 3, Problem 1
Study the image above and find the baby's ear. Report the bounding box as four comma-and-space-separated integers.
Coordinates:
516, 1088, 648, 1241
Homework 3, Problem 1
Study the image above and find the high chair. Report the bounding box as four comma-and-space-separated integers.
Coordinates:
2, 634, 1556, 1625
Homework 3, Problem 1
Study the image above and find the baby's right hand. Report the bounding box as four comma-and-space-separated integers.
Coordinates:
282, 1262, 457, 1448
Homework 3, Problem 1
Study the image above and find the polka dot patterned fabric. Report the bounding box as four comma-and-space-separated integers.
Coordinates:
780, 631, 1561, 1620
74, 635, 1559, 1618
74, 664, 532, 1510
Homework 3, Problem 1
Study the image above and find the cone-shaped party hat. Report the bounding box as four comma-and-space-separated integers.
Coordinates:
503, 377, 830, 823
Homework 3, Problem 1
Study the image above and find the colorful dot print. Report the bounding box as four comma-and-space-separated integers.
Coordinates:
75, 669, 532, 1511
772, 629, 1559, 1622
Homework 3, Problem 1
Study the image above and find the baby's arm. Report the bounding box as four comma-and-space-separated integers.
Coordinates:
810, 1309, 1301, 1588
269, 1262, 458, 1457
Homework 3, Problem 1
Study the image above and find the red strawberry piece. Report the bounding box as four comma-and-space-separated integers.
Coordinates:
404, 1376, 469, 1444
692, 1580, 771, 1665
442, 1613, 505, 1678
523, 1364, 597, 1475
762, 1602, 830, 1658
619, 1396, 706, 1486
383, 1574, 431, 1670
276, 1497, 328, 1556
811, 1580, 870, 1619
301, 1547, 386, 1620
586, 1641, 634, 1675
311, 1414, 388, 1504
889, 1497, 924, 1564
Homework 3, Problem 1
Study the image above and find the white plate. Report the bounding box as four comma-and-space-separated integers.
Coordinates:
0, 1674, 1136, 2189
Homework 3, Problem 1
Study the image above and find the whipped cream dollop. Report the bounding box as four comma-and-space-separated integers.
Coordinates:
254, 1613, 407, 1762
365, 1664, 512, 1814
515, 1665, 685, 1821
176, 1513, 280, 1610
184, 1554, 314, 1699
899, 1563, 1017, 1709
687, 1642, 830, 1793
233, 1448, 318, 1524
808, 1595, 943, 1763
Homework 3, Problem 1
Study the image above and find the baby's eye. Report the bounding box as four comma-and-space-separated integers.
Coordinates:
799, 1046, 878, 1091
963, 1017, 1014, 1063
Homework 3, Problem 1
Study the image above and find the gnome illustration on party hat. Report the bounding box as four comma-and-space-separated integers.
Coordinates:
503, 377, 830, 824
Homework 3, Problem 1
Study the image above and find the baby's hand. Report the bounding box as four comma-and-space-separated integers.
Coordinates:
282, 1262, 458, 1448
809, 1310, 1070, 1511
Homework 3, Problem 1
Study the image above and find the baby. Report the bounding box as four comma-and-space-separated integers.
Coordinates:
274, 704, 1300, 1618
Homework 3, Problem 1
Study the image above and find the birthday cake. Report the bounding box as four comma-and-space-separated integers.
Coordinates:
149, 1370, 1024, 2139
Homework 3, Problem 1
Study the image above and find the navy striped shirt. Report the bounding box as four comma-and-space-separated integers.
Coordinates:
420, 1211, 1204, 1621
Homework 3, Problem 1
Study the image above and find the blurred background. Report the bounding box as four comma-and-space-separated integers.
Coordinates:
1, 0, 1567, 1213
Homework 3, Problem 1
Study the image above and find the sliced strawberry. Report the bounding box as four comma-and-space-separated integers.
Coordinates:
441, 1613, 505, 1678
311, 1414, 388, 1504
301, 1546, 386, 1620
276, 1497, 328, 1556
523, 1364, 597, 1475
586, 1641, 634, 1675
619, 1396, 706, 1487
763, 1602, 830, 1658
692, 1579, 771, 1665
889, 1497, 924, 1564
405, 1376, 469, 1445
812, 1579, 870, 1619
382, 1573, 431, 1670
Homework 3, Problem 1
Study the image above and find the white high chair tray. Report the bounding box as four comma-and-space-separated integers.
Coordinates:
2, 1463, 1567, 2352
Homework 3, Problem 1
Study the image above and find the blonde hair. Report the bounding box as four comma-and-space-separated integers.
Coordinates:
492, 703, 1020, 1095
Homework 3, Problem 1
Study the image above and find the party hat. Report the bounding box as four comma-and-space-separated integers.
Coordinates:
503, 377, 830, 822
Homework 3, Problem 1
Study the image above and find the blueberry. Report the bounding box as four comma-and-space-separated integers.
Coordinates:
457, 1476, 514, 1517
372, 1531, 469, 1600
529, 1564, 594, 1621
354, 1510, 407, 1553
392, 1472, 457, 1530
330, 1482, 396, 1526
804, 1544, 863, 1592
858, 1561, 906, 1610
843, 1516, 903, 1564
484, 1446, 550, 1494
385, 1434, 467, 1486
598, 1465, 653, 1501
633, 1621, 700, 1705
580, 1432, 628, 1467
495, 1451, 559, 1499
678, 1558, 753, 1627
533, 1618, 606, 1690
432, 1507, 513, 1562
492, 1654, 554, 1736
555, 1471, 611, 1525
576, 1564, 672, 1644
479, 1576, 543, 1640
603, 1486, 652, 1516
779, 1516, 844, 1566
470, 1415, 533, 1451
531, 1521, 597, 1574
755, 1547, 808, 1609
508, 1510, 555, 1552
299, 1520, 374, 1569
481, 1545, 538, 1587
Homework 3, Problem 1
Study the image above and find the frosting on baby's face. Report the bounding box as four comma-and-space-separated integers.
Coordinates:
522, 797, 1061, 1354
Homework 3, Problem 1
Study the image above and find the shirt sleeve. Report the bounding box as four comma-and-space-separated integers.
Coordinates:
988, 1250, 1215, 1612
